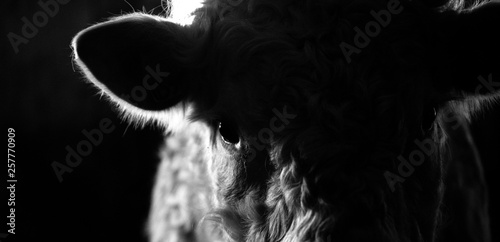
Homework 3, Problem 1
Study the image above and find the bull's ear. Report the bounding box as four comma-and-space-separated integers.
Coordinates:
434, 1, 500, 95
72, 13, 206, 111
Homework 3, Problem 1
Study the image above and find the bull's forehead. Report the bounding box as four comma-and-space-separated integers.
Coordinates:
204, 47, 430, 135
199, 20, 434, 134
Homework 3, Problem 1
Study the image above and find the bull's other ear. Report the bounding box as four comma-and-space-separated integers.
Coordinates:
72, 13, 206, 111
433, 1, 500, 95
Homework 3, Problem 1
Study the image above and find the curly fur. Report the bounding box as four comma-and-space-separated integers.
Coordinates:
72, 0, 498, 241
180, 1, 490, 241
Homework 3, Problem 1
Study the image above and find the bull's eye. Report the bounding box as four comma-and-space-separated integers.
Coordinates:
218, 121, 240, 145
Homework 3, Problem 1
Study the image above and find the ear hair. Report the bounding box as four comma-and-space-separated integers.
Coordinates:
72, 13, 208, 133
74, 55, 194, 132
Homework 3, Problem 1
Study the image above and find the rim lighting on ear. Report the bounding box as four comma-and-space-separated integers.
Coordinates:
167, 0, 204, 25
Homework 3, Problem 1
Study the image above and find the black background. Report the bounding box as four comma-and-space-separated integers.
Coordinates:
2, 1, 499, 242
3, 1, 165, 242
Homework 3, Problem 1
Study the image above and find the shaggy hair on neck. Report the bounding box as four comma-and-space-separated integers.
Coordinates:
71, 0, 498, 241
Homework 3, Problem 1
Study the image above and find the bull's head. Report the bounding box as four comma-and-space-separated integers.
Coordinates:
72, 0, 499, 241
